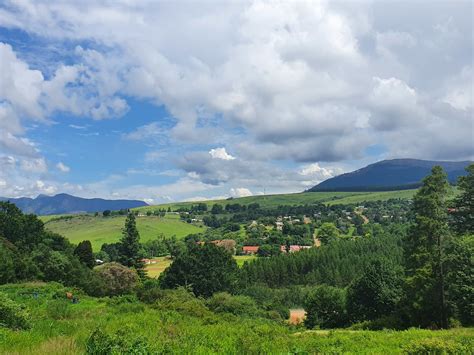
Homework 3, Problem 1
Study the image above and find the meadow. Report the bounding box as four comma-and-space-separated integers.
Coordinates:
0, 283, 472, 354
134, 189, 417, 212
43, 214, 204, 251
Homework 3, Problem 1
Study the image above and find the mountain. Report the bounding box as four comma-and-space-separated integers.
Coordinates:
0, 193, 148, 215
307, 159, 472, 192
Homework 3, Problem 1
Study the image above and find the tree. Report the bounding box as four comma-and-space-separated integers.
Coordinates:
74, 240, 95, 268
304, 285, 347, 329
92, 262, 139, 296
102, 210, 111, 217
444, 234, 474, 326
211, 204, 224, 215
451, 164, 474, 234
346, 259, 403, 322
317, 223, 340, 244
119, 213, 145, 276
403, 166, 450, 328
159, 243, 238, 297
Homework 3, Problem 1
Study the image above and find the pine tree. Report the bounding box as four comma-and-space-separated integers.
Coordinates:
74, 240, 95, 268
451, 164, 474, 234
119, 213, 145, 277
404, 166, 450, 328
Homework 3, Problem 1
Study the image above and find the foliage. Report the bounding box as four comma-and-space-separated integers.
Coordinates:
206, 292, 261, 317
304, 285, 347, 329
451, 164, 474, 234
0, 292, 30, 330
318, 222, 341, 244
159, 243, 239, 297
46, 299, 73, 320
346, 259, 403, 322
86, 328, 151, 355
404, 166, 450, 328
119, 213, 145, 276
444, 234, 474, 326
93, 262, 139, 297
74, 240, 95, 268
240, 232, 403, 288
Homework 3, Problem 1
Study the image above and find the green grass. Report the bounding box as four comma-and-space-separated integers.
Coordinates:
0, 283, 472, 354
44, 214, 204, 251
234, 255, 257, 267
135, 189, 417, 212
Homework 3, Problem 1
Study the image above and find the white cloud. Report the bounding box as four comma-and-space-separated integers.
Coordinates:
209, 148, 235, 160
20, 158, 47, 173
0, 1, 472, 200
56, 162, 70, 173
0, 179, 6, 188
229, 187, 253, 198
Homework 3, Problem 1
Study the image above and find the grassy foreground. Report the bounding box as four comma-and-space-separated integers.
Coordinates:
0, 283, 472, 354
43, 214, 204, 251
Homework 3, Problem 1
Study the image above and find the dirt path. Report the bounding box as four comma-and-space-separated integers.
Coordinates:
354, 209, 369, 224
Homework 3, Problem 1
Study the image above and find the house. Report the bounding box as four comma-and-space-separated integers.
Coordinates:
280, 245, 311, 253
275, 221, 284, 231
303, 216, 311, 224
242, 246, 260, 255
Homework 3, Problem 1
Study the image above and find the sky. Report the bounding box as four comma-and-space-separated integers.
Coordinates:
0, 0, 472, 204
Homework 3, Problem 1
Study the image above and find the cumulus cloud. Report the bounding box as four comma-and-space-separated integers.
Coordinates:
229, 187, 253, 198
56, 162, 70, 173
209, 148, 235, 160
0, 1, 472, 200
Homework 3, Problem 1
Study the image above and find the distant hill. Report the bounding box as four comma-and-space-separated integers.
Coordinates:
0, 193, 148, 215
307, 159, 472, 192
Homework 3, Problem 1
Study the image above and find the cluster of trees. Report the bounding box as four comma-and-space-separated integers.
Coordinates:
302, 165, 473, 329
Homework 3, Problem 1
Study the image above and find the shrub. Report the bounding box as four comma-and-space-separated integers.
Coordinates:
93, 262, 139, 297
304, 285, 347, 329
152, 288, 212, 318
0, 292, 31, 330
402, 338, 471, 354
207, 292, 261, 317
46, 299, 73, 320
86, 328, 151, 354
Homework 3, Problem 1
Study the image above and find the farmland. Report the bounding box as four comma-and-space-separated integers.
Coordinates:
43, 214, 204, 251
134, 189, 417, 212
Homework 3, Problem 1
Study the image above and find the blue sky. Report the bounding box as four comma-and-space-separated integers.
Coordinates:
0, 1, 472, 203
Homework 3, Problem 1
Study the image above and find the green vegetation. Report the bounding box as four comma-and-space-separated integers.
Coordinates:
135, 189, 417, 211
43, 214, 204, 251
0, 283, 472, 354
1, 165, 473, 353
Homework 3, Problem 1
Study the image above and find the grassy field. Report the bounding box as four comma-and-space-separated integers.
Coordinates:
1, 283, 472, 354
43, 214, 204, 251
135, 189, 417, 212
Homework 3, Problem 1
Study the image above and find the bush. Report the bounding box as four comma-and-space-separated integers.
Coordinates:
0, 292, 31, 330
93, 262, 139, 297
46, 299, 73, 320
304, 285, 347, 329
402, 338, 471, 354
152, 288, 212, 318
207, 292, 261, 317
86, 328, 151, 354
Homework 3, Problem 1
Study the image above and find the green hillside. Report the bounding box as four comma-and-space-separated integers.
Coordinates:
43, 214, 204, 251
136, 189, 417, 212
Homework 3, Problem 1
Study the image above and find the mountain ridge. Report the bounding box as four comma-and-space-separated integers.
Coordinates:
307, 158, 472, 192
0, 193, 148, 215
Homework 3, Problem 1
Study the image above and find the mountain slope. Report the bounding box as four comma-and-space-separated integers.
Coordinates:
307, 159, 471, 192
0, 193, 148, 215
